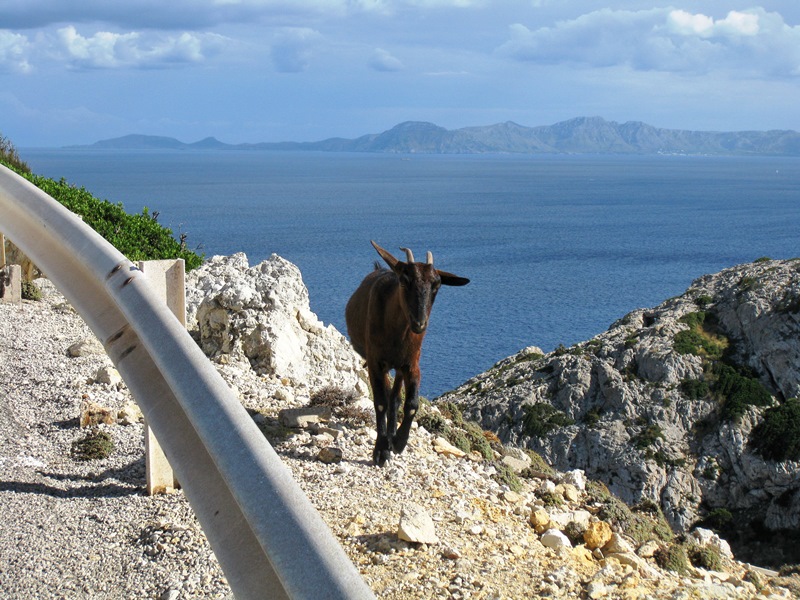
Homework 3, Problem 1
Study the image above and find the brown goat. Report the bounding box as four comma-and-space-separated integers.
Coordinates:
345, 240, 469, 466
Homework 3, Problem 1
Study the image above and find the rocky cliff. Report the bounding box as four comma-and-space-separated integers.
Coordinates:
186, 252, 370, 401
440, 258, 800, 566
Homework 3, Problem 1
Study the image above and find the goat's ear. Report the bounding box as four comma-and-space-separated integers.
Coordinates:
371, 240, 399, 268
438, 270, 470, 286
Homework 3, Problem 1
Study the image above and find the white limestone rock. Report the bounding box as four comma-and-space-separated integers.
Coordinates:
189, 253, 368, 397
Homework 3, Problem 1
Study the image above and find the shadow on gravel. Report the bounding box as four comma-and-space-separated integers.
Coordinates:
0, 479, 142, 498
0, 460, 146, 498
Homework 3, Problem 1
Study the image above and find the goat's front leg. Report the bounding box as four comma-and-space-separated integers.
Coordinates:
392, 366, 419, 455
370, 366, 392, 467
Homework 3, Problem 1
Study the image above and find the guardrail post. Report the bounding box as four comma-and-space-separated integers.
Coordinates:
138, 259, 185, 494
1, 263, 21, 303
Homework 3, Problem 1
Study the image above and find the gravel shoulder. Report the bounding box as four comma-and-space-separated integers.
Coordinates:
1, 281, 797, 599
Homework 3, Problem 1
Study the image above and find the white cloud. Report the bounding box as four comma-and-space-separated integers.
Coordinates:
369, 47, 403, 71
0, 30, 32, 73
498, 7, 800, 78
270, 27, 321, 73
53, 26, 228, 69
667, 10, 759, 38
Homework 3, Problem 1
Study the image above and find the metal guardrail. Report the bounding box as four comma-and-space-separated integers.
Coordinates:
0, 165, 375, 600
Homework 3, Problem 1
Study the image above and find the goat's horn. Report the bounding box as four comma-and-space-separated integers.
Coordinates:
426, 251, 433, 265
400, 247, 415, 263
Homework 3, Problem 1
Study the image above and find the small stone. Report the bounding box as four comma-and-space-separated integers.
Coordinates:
500, 455, 530, 473
636, 540, 661, 558
397, 503, 438, 545
538, 480, 556, 494
562, 469, 587, 491
160, 590, 180, 600
117, 400, 143, 425
317, 446, 343, 464
583, 521, 613, 550
529, 508, 551, 533
603, 532, 634, 555
80, 400, 115, 428
560, 483, 580, 502
95, 366, 122, 386
604, 551, 641, 570
442, 545, 461, 559
67, 337, 105, 357
502, 490, 523, 504
433, 436, 466, 458
691, 527, 734, 559
540, 528, 572, 550
586, 581, 608, 599
279, 406, 331, 428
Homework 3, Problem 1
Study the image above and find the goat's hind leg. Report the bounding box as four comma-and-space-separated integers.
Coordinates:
392, 369, 419, 455
370, 368, 392, 467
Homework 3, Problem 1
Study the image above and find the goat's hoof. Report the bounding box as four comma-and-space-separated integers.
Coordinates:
391, 437, 409, 454
373, 448, 392, 467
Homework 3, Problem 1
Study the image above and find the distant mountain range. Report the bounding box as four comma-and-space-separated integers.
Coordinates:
80, 117, 800, 156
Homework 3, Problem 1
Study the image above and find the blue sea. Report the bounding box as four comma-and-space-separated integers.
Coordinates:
22, 149, 800, 397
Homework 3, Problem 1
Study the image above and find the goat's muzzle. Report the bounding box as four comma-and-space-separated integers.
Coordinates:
410, 318, 428, 334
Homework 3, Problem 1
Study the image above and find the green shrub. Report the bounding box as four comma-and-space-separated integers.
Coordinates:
583, 408, 601, 427
673, 312, 727, 359
310, 385, 357, 409
750, 398, 800, 462
633, 424, 665, 450
437, 401, 464, 426
521, 403, 574, 438
520, 449, 556, 479
491, 460, 522, 492
654, 544, 691, 575
539, 491, 564, 508
688, 544, 724, 571
463, 421, 494, 460
739, 275, 761, 292
417, 410, 448, 435
14, 171, 203, 270
447, 429, 471, 454
713, 363, 772, 422
71, 429, 114, 461
681, 378, 710, 400
21, 280, 42, 301
0, 133, 30, 173
694, 294, 714, 309
704, 508, 733, 531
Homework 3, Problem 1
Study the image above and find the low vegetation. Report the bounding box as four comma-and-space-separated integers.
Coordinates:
1, 135, 203, 271
309, 385, 372, 425
673, 310, 773, 423
0, 133, 30, 173
521, 403, 575, 438
673, 311, 727, 359
585, 481, 674, 546
71, 429, 114, 461
750, 398, 800, 462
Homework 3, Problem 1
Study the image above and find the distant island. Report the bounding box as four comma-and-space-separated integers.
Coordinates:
78, 117, 800, 156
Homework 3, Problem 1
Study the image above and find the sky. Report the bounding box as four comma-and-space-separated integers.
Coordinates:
1, 1, 799, 147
